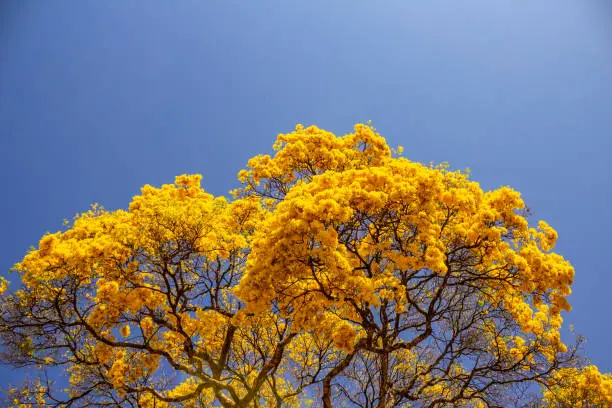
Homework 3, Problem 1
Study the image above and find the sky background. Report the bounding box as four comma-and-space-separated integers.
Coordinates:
1, 0, 611, 394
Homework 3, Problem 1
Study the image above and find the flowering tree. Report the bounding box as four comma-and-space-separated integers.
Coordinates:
1, 124, 609, 407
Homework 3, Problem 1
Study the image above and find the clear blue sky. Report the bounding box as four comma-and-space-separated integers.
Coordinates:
1, 0, 611, 392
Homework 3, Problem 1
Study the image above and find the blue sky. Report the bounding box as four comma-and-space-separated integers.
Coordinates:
1, 0, 611, 392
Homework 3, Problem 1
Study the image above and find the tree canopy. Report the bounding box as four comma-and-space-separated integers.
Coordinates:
1, 124, 610, 407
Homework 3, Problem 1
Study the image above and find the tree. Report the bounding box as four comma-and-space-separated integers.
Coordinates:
542, 365, 612, 407
0, 124, 609, 407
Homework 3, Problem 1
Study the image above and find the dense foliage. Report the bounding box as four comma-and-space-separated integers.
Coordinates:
1, 124, 610, 407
